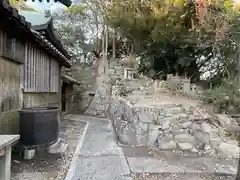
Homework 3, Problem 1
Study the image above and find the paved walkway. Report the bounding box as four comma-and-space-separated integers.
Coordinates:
63, 115, 132, 180
63, 114, 238, 180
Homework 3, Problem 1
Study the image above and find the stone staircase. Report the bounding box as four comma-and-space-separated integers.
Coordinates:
84, 57, 239, 162
121, 145, 238, 179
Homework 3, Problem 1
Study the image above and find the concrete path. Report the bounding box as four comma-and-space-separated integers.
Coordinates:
63, 114, 238, 180
63, 115, 132, 180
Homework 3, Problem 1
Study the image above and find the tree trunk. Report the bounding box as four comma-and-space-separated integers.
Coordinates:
112, 28, 116, 61
237, 48, 240, 86
96, 15, 99, 51
102, 27, 105, 56
105, 25, 109, 70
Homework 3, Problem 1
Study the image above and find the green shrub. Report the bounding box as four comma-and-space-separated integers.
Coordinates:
209, 76, 240, 113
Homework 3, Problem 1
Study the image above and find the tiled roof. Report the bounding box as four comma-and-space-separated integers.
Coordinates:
0, 0, 71, 68
19, 10, 71, 59
32, 30, 71, 66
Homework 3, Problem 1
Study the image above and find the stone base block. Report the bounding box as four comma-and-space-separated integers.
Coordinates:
47, 138, 68, 155
24, 149, 35, 160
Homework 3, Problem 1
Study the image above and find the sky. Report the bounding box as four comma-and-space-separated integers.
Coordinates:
25, 0, 240, 14
26, 0, 68, 13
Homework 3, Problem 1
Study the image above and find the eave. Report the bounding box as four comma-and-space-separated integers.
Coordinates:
61, 74, 80, 85
30, 18, 71, 59
0, 0, 71, 68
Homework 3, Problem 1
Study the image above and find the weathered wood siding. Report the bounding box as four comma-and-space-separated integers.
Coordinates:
23, 92, 61, 108
23, 42, 54, 92
50, 57, 60, 92
0, 29, 21, 134
22, 42, 61, 108
0, 58, 21, 134
0, 59, 21, 111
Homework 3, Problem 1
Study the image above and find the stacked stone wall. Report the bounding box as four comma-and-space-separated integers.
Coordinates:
108, 97, 239, 159
84, 58, 239, 159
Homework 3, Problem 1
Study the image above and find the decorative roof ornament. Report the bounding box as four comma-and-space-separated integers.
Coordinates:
19, 10, 71, 58
44, 10, 51, 18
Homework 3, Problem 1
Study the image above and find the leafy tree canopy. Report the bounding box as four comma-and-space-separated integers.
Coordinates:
102, 0, 239, 81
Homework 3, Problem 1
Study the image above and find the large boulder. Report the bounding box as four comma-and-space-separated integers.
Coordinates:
217, 142, 239, 159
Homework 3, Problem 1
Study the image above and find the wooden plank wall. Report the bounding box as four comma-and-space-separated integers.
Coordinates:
0, 57, 21, 134
0, 58, 20, 112
0, 29, 21, 134
0, 29, 21, 113
23, 42, 59, 93
50, 57, 60, 92
23, 92, 61, 108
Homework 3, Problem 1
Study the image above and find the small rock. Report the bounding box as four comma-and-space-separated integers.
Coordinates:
209, 138, 222, 149
172, 127, 189, 134
155, 115, 165, 124
227, 140, 239, 145
215, 114, 232, 127
200, 122, 212, 133
217, 142, 239, 159
191, 123, 202, 130
178, 142, 193, 151
107, 123, 112, 132
174, 133, 195, 144
13, 160, 20, 164
204, 144, 211, 150
178, 114, 189, 122
215, 164, 237, 176
138, 122, 148, 131
161, 120, 171, 130
167, 106, 184, 115
159, 141, 177, 150
203, 149, 215, 156
148, 125, 162, 146
179, 121, 192, 128
193, 130, 210, 146
190, 147, 199, 153
118, 134, 129, 145
24, 149, 35, 160
138, 110, 153, 123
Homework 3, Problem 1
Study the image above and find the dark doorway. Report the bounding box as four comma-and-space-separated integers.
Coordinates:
62, 83, 66, 112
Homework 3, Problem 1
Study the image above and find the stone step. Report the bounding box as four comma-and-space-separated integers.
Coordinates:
47, 138, 68, 155
122, 146, 238, 175
126, 154, 238, 177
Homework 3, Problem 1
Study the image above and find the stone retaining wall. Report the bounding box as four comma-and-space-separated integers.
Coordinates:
108, 97, 239, 159
84, 58, 239, 160
71, 64, 97, 113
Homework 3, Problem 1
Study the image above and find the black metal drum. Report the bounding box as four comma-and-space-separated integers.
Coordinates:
19, 107, 60, 147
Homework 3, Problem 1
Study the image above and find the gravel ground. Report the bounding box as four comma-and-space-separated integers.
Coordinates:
131, 173, 235, 180
11, 119, 86, 180
121, 146, 155, 157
